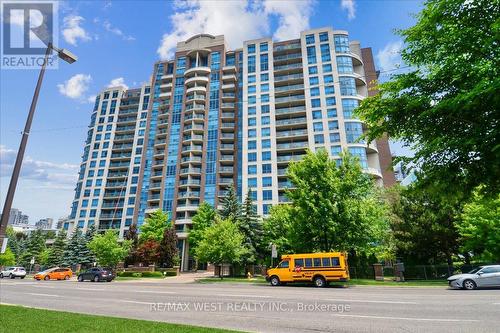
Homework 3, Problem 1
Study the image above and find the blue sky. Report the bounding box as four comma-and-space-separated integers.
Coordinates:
0, 0, 422, 223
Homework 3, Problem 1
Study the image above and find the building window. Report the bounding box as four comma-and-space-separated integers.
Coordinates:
345, 122, 365, 143
248, 165, 257, 174
313, 122, 324, 132
248, 178, 257, 187
248, 75, 256, 83
309, 76, 319, 86
248, 117, 257, 126
263, 190, 273, 201
260, 54, 269, 71
262, 177, 272, 187
311, 99, 321, 108
263, 204, 271, 215
308, 66, 318, 75
248, 140, 257, 150
248, 44, 256, 54
310, 87, 320, 97
248, 106, 256, 115
326, 97, 336, 106
261, 105, 270, 113
262, 139, 271, 148
319, 32, 329, 42
320, 44, 331, 62
312, 110, 322, 119
337, 56, 354, 74
262, 127, 271, 137
248, 85, 256, 94
248, 55, 256, 73
327, 108, 337, 118
339, 77, 357, 96
262, 151, 271, 161
342, 98, 359, 118
307, 46, 317, 64
314, 134, 325, 144
262, 164, 272, 173
334, 35, 350, 53
260, 42, 268, 52
329, 133, 341, 143
261, 116, 270, 125
348, 147, 368, 168
325, 85, 335, 95
323, 63, 332, 73
306, 34, 315, 45
248, 152, 257, 162
261, 73, 269, 81
331, 145, 342, 156
328, 120, 339, 130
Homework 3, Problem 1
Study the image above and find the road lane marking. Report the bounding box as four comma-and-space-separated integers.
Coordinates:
326, 298, 418, 305
121, 300, 153, 305
334, 314, 479, 322
135, 291, 177, 294
219, 294, 272, 298
26, 293, 60, 297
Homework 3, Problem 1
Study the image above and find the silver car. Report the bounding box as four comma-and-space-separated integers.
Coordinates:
0, 266, 27, 279
448, 265, 500, 290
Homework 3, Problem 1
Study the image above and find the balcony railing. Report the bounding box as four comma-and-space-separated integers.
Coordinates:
275, 94, 305, 104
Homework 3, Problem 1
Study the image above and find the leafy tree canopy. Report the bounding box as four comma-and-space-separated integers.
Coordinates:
87, 230, 131, 268
189, 202, 217, 256
356, 0, 500, 195
457, 186, 500, 262
219, 184, 241, 222
139, 210, 170, 243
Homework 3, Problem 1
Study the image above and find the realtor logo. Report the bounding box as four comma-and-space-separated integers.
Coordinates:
1, 1, 58, 69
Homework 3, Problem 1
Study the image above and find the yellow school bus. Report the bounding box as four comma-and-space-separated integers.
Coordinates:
265, 252, 349, 287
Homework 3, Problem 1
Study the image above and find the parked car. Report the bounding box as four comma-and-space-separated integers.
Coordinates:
448, 265, 500, 290
78, 267, 115, 282
0, 266, 27, 279
34, 267, 73, 281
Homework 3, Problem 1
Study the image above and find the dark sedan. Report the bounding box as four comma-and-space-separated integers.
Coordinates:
78, 267, 115, 282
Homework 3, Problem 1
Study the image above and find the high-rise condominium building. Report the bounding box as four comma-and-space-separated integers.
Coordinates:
68, 27, 395, 270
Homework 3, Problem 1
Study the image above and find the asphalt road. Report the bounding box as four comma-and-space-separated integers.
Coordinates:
1, 278, 499, 332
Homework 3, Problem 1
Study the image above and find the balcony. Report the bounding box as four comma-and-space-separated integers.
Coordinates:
109, 161, 130, 169
275, 105, 307, 116
274, 73, 303, 83
184, 66, 211, 77
185, 76, 209, 87
276, 155, 305, 163
276, 141, 309, 150
181, 145, 203, 153
183, 124, 204, 132
220, 144, 234, 150
179, 167, 202, 175
274, 94, 305, 105
186, 93, 206, 102
274, 62, 303, 73
222, 92, 236, 100
179, 179, 201, 186
184, 114, 204, 122
276, 129, 308, 138
178, 191, 200, 199
275, 117, 307, 127
180, 156, 202, 164
115, 125, 136, 133
219, 166, 234, 174
221, 83, 236, 91
221, 102, 235, 110
220, 155, 234, 162
114, 134, 135, 142
185, 86, 207, 95
222, 65, 236, 73
274, 84, 304, 94
273, 42, 301, 52
221, 112, 234, 119
183, 134, 204, 142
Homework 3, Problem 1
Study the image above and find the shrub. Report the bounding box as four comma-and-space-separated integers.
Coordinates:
141, 271, 164, 278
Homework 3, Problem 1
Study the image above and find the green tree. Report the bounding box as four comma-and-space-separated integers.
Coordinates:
457, 187, 500, 262
46, 231, 67, 267
263, 204, 296, 257
0, 247, 16, 266
63, 230, 81, 266
6, 226, 25, 264
20, 230, 46, 267
159, 226, 178, 268
194, 218, 248, 279
282, 149, 388, 253
355, 0, 500, 195
125, 224, 140, 266
386, 185, 460, 265
239, 189, 263, 263
87, 230, 131, 268
189, 202, 217, 256
219, 184, 241, 222
140, 210, 170, 243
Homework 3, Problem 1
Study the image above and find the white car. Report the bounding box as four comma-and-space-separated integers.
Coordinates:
448, 265, 500, 290
0, 266, 27, 279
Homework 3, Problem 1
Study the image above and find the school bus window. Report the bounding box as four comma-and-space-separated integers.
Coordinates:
278, 260, 289, 268
294, 258, 304, 267
322, 257, 331, 267
305, 258, 313, 268
331, 257, 340, 266
313, 258, 321, 267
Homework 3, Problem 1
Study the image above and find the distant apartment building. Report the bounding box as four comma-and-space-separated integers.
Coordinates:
35, 218, 54, 230
1, 208, 29, 226
68, 28, 395, 270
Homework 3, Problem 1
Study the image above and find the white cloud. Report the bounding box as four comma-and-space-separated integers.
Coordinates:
87, 94, 97, 103
377, 40, 403, 72
341, 0, 356, 20
62, 15, 91, 46
0, 145, 78, 184
263, 0, 314, 41
103, 20, 135, 41
157, 0, 316, 60
107, 77, 128, 90
57, 74, 92, 99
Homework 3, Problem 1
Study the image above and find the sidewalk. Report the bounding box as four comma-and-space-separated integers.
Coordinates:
115, 271, 214, 284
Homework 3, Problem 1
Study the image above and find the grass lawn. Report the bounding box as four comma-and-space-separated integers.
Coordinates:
114, 276, 165, 281
196, 276, 447, 287
0, 305, 242, 333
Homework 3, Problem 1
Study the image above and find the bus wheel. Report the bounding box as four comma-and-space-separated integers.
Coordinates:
270, 276, 281, 286
314, 276, 326, 288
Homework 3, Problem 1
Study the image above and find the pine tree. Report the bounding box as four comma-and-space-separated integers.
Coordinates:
20, 230, 46, 267
160, 226, 178, 268
46, 231, 67, 267
63, 230, 81, 266
125, 224, 139, 266
240, 189, 264, 264
219, 184, 241, 222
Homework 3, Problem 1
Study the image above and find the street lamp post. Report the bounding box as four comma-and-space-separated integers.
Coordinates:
0, 43, 77, 252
